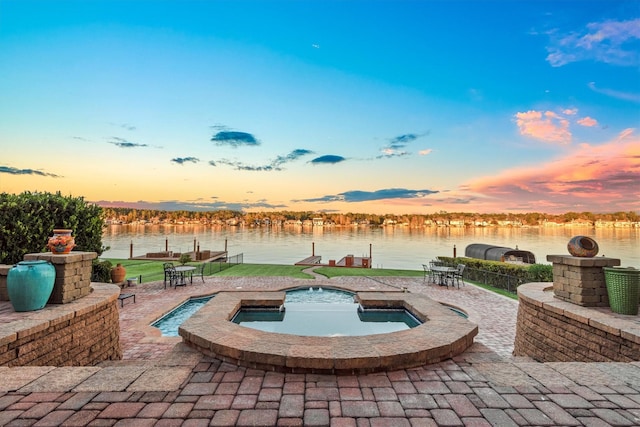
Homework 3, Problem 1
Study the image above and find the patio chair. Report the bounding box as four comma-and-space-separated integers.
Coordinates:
192, 263, 206, 283
449, 264, 466, 288
429, 261, 443, 285
163, 263, 178, 289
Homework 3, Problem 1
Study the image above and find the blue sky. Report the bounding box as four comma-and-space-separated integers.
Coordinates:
1, 0, 639, 214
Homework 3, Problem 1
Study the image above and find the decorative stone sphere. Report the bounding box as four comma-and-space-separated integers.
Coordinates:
567, 236, 599, 257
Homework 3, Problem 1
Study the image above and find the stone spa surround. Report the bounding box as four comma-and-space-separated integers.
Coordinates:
178, 289, 478, 374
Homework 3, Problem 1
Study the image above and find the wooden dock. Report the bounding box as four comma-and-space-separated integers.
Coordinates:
294, 255, 323, 266
295, 254, 372, 268
334, 255, 371, 268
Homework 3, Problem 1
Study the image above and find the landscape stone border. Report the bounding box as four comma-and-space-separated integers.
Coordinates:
514, 282, 640, 362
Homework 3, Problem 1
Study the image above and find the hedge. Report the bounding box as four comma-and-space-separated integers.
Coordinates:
437, 256, 552, 292
0, 191, 107, 265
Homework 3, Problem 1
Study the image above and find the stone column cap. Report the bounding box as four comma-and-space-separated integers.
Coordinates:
24, 251, 98, 264
546, 254, 621, 267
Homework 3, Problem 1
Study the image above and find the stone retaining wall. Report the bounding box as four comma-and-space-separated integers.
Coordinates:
0, 284, 123, 366
514, 282, 639, 362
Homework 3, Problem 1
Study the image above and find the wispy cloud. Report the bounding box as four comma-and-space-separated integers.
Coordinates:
298, 188, 438, 203
546, 18, 640, 67
110, 122, 137, 131
95, 198, 287, 212
377, 132, 429, 158
211, 130, 260, 148
588, 82, 640, 103
514, 110, 572, 144
466, 129, 640, 212
577, 116, 598, 127
108, 137, 149, 148
0, 165, 61, 178
210, 149, 313, 171
171, 157, 199, 165
418, 149, 433, 156
272, 149, 314, 167
434, 196, 475, 205
310, 155, 346, 165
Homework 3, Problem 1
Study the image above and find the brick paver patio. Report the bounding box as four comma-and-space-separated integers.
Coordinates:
1, 271, 639, 426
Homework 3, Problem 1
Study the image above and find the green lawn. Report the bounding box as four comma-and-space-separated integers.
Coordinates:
101, 258, 423, 282
100, 258, 516, 300
102, 259, 170, 282
314, 266, 423, 278
464, 280, 518, 300
212, 264, 315, 278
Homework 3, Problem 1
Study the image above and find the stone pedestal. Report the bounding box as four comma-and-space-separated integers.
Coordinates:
0, 264, 10, 301
23, 252, 97, 304
547, 254, 620, 307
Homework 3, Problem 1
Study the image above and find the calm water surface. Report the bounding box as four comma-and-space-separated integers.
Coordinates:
102, 225, 639, 270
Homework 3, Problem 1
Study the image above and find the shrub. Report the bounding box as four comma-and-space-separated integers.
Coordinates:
527, 263, 553, 282
179, 253, 192, 265
92, 259, 113, 282
437, 256, 551, 292
438, 256, 528, 292
0, 191, 108, 265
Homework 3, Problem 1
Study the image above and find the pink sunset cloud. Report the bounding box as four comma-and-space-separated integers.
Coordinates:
515, 110, 572, 144
577, 116, 598, 127
465, 129, 640, 213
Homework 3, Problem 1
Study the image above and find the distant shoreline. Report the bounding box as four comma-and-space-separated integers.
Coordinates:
105, 220, 639, 229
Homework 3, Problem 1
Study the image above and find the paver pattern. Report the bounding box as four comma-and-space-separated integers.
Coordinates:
1, 271, 639, 426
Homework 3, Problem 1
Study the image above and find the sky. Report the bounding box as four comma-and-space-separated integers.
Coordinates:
1, 0, 639, 215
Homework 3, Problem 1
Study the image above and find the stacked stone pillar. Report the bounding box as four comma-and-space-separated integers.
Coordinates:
23, 251, 97, 304
547, 254, 620, 307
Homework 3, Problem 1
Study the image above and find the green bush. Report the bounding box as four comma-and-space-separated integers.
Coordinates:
438, 256, 552, 292
179, 253, 192, 265
0, 191, 108, 265
527, 263, 553, 282
92, 259, 113, 282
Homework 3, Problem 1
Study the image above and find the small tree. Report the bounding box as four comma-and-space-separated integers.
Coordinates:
179, 253, 192, 265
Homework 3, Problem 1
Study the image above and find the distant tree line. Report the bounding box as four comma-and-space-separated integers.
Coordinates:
102, 207, 640, 227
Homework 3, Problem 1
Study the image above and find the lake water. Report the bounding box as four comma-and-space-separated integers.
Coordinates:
102, 224, 639, 270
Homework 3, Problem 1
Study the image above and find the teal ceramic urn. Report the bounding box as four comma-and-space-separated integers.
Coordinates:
7, 260, 56, 312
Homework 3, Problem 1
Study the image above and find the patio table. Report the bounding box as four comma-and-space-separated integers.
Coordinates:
430, 266, 457, 287
174, 265, 196, 286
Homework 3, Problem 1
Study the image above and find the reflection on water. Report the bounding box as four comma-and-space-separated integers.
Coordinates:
102, 224, 639, 270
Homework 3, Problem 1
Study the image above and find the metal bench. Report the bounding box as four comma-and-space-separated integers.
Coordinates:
118, 293, 135, 307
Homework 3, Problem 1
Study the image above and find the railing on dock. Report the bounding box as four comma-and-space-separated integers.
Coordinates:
206, 253, 243, 274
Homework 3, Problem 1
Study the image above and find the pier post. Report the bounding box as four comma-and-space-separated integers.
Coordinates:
454, 245, 457, 258
312, 242, 315, 256
129, 241, 133, 259
165, 238, 168, 251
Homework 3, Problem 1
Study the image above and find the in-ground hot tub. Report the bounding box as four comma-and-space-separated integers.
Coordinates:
178, 288, 478, 374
